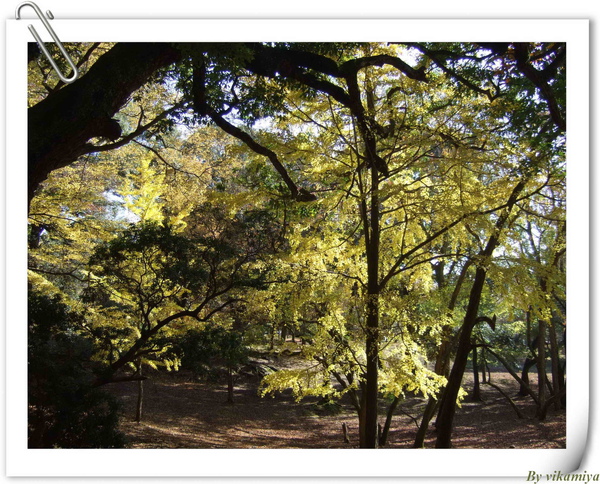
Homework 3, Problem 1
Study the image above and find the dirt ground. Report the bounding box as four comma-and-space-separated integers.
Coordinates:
106, 358, 566, 449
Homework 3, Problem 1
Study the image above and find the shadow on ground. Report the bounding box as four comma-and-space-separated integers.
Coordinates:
106, 368, 565, 449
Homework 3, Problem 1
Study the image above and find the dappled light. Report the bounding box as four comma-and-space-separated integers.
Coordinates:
28, 41, 565, 450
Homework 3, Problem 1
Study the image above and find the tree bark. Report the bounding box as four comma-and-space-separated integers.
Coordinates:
548, 317, 562, 410
536, 319, 548, 420
363, 165, 381, 448
414, 397, 439, 448
519, 311, 536, 396
414, 260, 472, 448
470, 346, 482, 401
135, 361, 144, 423
379, 396, 401, 447
28, 43, 181, 206
358, 394, 367, 448
435, 180, 525, 448
227, 367, 235, 404
435, 266, 489, 448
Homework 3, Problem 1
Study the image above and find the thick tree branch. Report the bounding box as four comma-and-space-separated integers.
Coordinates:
28, 42, 181, 206
512, 43, 566, 132
340, 54, 427, 81
83, 103, 184, 156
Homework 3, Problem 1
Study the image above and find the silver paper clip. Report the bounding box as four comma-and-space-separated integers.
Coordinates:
16, 1, 79, 83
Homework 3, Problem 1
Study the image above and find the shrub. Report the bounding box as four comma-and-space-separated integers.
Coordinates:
28, 289, 126, 448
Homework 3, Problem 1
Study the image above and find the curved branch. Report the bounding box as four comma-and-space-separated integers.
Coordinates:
190, 56, 316, 202
340, 54, 427, 81
83, 102, 184, 155
407, 43, 499, 101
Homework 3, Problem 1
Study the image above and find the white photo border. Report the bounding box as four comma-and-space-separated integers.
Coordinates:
6, 18, 589, 477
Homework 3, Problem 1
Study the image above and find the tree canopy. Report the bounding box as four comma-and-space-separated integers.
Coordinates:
27, 41, 566, 449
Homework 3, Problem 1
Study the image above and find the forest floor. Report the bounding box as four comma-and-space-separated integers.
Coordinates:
107, 351, 566, 449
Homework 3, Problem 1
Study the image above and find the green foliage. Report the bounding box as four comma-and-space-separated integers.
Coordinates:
89, 221, 210, 307
175, 327, 249, 380
28, 288, 126, 448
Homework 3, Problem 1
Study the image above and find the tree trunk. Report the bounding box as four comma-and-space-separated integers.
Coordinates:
435, 180, 525, 448
435, 266, 488, 448
547, 318, 562, 410
470, 346, 482, 401
520, 309, 534, 395
364, 309, 379, 449
379, 396, 401, 447
269, 324, 275, 350
135, 362, 144, 423
536, 319, 547, 420
227, 366, 234, 404
558, 358, 567, 409
435, 180, 525, 449
414, 397, 440, 448
519, 356, 537, 396
342, 423, 351, 444
351, 77, 383, 449
481, 347, 488, 383
358, 396, 367, 448
414, 260, 472, 448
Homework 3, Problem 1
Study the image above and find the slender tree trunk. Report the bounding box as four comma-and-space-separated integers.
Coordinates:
136, 362, 144, 423
414, 261, 472, 448
471, 346, 482, 401
358, 394, 367, 448
227, 367, 234, 404
520, 357, 537, 396
481, 347, 488, 384
342, 423, 351, 444
558, 361, 566, 408
435, 265, 488, 448
536, 319, 547, 420
558, 331, 566, 408
379, 396, 401, 447
363, 165, 381, 449
519, 310, 535, 396
269, 324, 275, 350
414, 397, 439, 448
548, 318, 561, 410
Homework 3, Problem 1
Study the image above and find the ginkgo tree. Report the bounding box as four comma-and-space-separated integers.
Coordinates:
248, 43, 550, 447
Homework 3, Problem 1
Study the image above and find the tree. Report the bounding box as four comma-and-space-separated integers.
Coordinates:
176, 326, 249, 404
27, 41, 566, 449
254, 43, 540, 447
27, 42, 182, 205
85, 202, 270, 386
